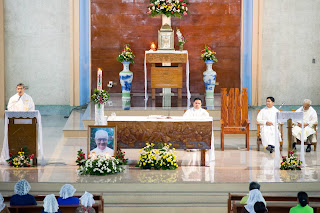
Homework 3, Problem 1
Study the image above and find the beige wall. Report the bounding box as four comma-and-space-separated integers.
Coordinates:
0, 0, 4, 117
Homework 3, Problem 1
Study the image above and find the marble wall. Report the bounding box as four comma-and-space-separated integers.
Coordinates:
4, 0, 70, 105
261, 0, 320, 105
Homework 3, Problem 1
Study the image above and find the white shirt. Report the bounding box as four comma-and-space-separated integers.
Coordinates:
90, 146, 114, 156
7, 93, 35, 111
295, 106, 318, 126
257, 106, 279, 125
183, 107, 209, 118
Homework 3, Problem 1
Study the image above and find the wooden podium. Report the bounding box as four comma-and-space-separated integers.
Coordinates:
146, 52, 188, 100
4, 111, 40, 165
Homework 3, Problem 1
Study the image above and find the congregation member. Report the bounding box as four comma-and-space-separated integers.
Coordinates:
254, 202, 268, 213
183, 98, 209, 118
257, 97, 281, 153
90, 130, 114, 156
41, 194, 62, 213
290, 191, 313, 213
0, 193, 10, 213
10, 179, 37, 206
242, 189, 266, 213
240, 182, 261, 204
57, 184, 79, 205
7, 83, 35, 111
75, 192, 96, 213
292, 99, 318, 152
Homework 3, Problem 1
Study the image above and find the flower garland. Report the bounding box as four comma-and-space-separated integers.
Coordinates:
91, 89, 109, 109
116, 44, 135, 64
7, 147, 34, 167
280, 151, 302, 170
200, 45, 218, 62
147, 0, 189, 18
77, 154, 124, 176
137, 142, 178, 170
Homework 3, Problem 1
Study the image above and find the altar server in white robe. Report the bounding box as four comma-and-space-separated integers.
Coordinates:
183, 98, 209, 118
292, 99, 317, 152
7, 83, 35, 111
257, 97, 281, 153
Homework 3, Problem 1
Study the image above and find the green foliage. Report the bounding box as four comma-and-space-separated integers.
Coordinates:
91, 89, 109, 108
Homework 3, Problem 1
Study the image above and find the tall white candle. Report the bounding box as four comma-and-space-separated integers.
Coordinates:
97, 68, 102, 90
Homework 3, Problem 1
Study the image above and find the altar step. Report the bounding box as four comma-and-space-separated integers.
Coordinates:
1, 182, 320, 213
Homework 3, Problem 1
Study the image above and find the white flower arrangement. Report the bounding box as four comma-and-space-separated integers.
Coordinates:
77, 154, 124, 176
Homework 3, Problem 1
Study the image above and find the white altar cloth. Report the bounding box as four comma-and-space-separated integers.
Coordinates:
144, 50, 191, 109
107, 115, 215, 162
0, 110, 44, 165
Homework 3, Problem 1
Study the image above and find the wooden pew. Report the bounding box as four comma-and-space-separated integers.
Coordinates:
228, 193, 320, 213
3, 194, 104, 213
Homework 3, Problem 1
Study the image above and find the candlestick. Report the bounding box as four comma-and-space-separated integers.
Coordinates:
97, 68, 102, 90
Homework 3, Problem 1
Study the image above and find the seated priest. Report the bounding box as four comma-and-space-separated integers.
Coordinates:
292, 99, 318, 152
90, 130, 114, 156
183, 98, 209, 118
257, 97, 281, 153
7, 83, 35, 111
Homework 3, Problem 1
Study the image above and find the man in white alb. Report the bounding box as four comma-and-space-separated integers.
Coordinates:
257, 97, 281, 153
292, 99, 318, 152
183, 98, 209, 118
7, 83, 35, 111
90, 130, 114, 156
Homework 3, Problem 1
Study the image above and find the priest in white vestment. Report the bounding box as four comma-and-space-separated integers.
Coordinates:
183, 98, 209, 118
257, 97, 281, 153
90, 130, 114, 156
292, 99, 317, 152
7, 83, 35, 111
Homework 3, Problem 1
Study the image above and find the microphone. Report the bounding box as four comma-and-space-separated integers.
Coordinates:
278, 102, 285, 110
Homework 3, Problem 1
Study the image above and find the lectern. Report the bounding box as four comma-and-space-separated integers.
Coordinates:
0, 111, 44, 165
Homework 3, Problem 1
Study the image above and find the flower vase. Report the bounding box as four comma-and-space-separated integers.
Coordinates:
203, 60, 217, 110
179, 44, 184, 51
30, 159, 33, 166
119, 61, 133, 110
95, 104, 106, 125
162, 14, 171, 26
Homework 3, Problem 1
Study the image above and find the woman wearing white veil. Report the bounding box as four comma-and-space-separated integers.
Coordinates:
75, 192, 96, 213
242, 189, 266, 213
41, 194, 61, 213
0, 193, 10, 213
57, 184, 79, 205
10, 179, 37, 206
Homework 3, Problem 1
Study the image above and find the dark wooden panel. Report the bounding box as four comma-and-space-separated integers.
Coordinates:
91, 0, 241, 94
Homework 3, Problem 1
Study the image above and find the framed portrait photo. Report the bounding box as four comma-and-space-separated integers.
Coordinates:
87, 125, 117, 157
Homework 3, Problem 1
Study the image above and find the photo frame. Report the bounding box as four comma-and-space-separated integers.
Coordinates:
87, 125, 117, 157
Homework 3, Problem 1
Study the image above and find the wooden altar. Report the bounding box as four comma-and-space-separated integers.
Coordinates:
145, 52, 188, 100
107, 116, 213, 166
